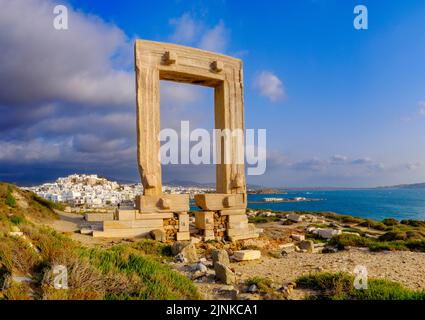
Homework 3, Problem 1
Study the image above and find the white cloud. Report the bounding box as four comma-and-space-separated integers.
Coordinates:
0, 139, 62, 162
419, 101, 425, 116
168, 13, 229, 53
169, 13, 197, 44
331, 154, 348, 163
254, 71, 285, 102
406, 162, 421, 171
351, 157, 372, 165
199, 21, 228, 53
0, 0, 134, 107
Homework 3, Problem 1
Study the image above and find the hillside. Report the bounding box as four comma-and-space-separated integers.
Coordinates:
378, 182, 425, 189
0, 183, 60, 232
0, 183, 199, 300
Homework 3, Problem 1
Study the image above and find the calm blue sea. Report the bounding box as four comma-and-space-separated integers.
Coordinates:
246, 189, 425, 221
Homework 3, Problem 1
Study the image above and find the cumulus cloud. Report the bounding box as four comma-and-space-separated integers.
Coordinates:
419, 101, 425, 116
168, 13, 229, 53
351, 157, 372, 165
0, 1, 212, 183
330, 154, 348, 163
254, 71, 285, 102
169, 13, 197, 44
291, 158, 326, 172
0, 0, 134, 107
199, 21, 228, 53
0, 139, 62, 163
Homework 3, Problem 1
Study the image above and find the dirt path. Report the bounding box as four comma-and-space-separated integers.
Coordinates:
43, 211, 107, 247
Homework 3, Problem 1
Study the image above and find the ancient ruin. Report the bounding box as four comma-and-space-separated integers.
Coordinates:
93, 39, 260, 241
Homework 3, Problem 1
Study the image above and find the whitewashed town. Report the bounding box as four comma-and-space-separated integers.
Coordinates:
27, 174, 214, 209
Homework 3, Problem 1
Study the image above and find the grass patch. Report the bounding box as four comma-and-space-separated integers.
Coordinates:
0, 185, 199, 300
358, 219, 387, 231
9, 215, 25, 225
32, 194, 65, 211
5, 186, 16, 208
296, 272, 425, 300
267, 251, 282, 259
248, 216, 280, 223
245, 276, 273, 293
0, 226, 199, 300
329, 233, 425, 252
342, 227, 365, 236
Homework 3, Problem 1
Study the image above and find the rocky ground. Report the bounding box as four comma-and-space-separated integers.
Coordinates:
43, 210, 425, 300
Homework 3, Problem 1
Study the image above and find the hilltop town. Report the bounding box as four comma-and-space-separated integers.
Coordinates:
26, 174, 214, 209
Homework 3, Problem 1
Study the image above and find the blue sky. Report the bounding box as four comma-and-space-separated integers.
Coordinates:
1, 0, 425, 187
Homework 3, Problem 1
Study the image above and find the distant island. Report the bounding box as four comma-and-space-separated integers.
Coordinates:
377, 182, 425, 189
248, 188, 284, 194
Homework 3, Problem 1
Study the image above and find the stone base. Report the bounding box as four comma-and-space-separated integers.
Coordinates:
93, 210, 189, 240
195, 208, 261, 241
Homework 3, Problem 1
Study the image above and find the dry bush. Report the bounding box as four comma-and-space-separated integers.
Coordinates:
41, 256, 106, 300
0, 236, 39, 274
2, 281, 32, 300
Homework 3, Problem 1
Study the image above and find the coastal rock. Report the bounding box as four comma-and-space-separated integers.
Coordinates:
212, 249, 230, 267
190, 236, 202, 244
233, 250, 261, 261
9, 231, 23, 237
214, 262, 235, 285
172, 242, 198, 263
306, 226, 318, 233
280, 243, 295, 254
150, 229, 166, 242
247, 284, 257, 293
287, 213, 303, 222
192, 270, 206, 280
175, 253, 187, 263
238, 293, 261, 300
191, 262, 208, 273
80, 227, 93, 235
298, 240, 315, 253
243, 239, 268, 249
260, 211, 275, 217
343, 231, 360, 237
291, 233, 305, 241
317, 228, 342, 239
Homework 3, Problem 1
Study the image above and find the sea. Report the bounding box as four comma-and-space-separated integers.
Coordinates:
246, 189, 425, 221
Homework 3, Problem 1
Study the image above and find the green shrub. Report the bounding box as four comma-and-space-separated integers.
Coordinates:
382, 218, 399, 226
245, 276, 273, 293
248, 216, 280, 223
358, 219, 387, 231
296, 272, 425, 300
405, 240, 425, 252
5, 186, 16, 208
400, 220, 425, 228
329, 234, 371, 250
9, 215, 25, 225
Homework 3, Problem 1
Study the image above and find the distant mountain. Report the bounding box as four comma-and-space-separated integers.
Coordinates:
164, 179, 215, 188
164, 179, 264, 190
377, 182, 425, 189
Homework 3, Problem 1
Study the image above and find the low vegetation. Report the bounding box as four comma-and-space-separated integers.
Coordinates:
0, 183, 199, 300
245, 276, 273, 293
248, 216, 280, 223
255, 209, 425, 252
296, 272, 425, 300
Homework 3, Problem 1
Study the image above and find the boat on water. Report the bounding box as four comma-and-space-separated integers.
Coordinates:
263, 197, 284, 202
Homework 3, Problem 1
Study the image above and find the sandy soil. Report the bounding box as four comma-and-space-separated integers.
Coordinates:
234, 248, 425, 291
43, 211, 107, 246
